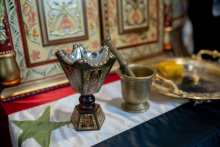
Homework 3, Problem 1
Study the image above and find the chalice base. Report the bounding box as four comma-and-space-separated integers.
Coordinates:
71, 103, 105, 131
122, 101, 150, 113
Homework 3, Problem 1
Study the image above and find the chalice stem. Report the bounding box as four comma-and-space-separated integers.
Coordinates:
79, 94, 95, 110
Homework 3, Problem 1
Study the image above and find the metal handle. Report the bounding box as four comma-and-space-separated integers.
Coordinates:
192, 50, 220, 60
153, 74, 183, 96
103, 37, 136, 77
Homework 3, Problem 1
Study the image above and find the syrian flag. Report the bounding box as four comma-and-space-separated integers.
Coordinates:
1, 74, 188, 147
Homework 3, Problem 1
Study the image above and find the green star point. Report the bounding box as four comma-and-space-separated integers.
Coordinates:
12, 106, 71, 147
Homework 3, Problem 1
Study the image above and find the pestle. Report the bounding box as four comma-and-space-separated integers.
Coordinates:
103, 37, 136, 77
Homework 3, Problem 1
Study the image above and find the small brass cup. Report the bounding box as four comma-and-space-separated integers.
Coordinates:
116, 64, 157, 113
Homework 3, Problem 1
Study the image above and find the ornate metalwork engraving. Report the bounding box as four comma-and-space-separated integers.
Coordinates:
100, 67, 110, 81
68, 66, 81, 92
83, 70, 90, 92
60, 62, 81, 92
83, 67, 111, 95
71, 108, 79, 129
96, 106, 105, 127
88, 69, 100, 93
78, 113, 97, 130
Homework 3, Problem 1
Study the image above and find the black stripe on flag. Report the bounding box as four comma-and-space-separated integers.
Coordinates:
93, 101, 220, 147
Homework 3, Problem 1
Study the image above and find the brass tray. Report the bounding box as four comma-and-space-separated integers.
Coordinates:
150, 50, 220, 100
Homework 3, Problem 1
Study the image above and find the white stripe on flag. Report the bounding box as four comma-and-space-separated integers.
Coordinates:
8, 81, 189, 147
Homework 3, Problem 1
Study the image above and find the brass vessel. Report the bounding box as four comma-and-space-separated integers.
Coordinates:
0, 52, 20, 86
116, 64, 157, 113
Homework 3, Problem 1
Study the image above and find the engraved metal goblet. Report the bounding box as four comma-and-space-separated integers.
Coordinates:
55, 44, 116, 131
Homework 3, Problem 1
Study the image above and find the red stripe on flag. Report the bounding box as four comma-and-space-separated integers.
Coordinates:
3, 74, 120, 115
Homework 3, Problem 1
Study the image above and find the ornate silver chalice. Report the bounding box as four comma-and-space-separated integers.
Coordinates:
55, 44, 116, 131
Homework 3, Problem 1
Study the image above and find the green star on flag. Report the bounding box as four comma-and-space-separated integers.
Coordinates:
12, 106, 71, 147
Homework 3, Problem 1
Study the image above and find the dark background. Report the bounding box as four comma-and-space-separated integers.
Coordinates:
188, 0, 220, 59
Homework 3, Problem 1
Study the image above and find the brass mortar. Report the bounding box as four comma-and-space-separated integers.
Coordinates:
116, 64, 157, 113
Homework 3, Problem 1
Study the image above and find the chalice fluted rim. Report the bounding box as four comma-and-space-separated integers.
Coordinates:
56, 43, 115, 67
